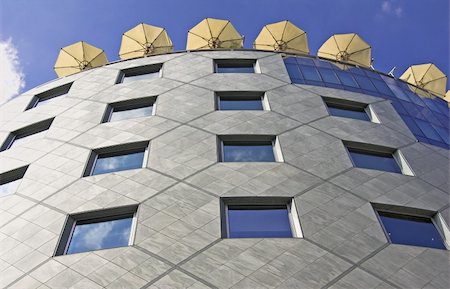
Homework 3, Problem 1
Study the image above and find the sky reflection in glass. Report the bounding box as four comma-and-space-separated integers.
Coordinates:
66, 216, 133, 254
228, 206, 292, 238
216, 64, 254, 73
379, 212, 446, 250
109, 106, 153, 122
219, 98, 263, 110
0, 179, 21, 197
92, 151, 144, 175
223, 142, 275, 162
348, 148, 401, 173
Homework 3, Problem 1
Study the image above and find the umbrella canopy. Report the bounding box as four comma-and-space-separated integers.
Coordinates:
253, 20, 309, 54
400, 63, 447, 97
318, 33, 371, 67
54, 41, 108, 77
444, 90, 450, 103
186, 18, 243, 50
119, 23, 173, 60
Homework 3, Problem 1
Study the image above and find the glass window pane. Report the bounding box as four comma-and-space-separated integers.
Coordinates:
353, 75, 377, 92
66, 216, 133, 254
299, 65, 322, 82
36, 92, 68, 107
335, 71, 358, 87
327, 105, 370, 121
379, 212, 446, 250
228, 206, 292, 238
122, 72, 159, 83
348, 148, 401, 173
217, 64, 254, 73
92, 151, 145, 175
109, 106, 153, 122
318, 68, 341, 84
223, 142, 275, 162
219, 98, 263, 110
10, 130, 48, 148
285, 63, 303, 80
0, 178, 21, 197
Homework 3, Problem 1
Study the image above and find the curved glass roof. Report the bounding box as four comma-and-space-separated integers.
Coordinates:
284, 56, 449, 150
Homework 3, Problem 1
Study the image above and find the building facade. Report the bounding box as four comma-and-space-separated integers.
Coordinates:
0, 50, 449, 289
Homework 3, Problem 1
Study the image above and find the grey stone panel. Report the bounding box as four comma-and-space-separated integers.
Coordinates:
163, 53, 214, 83
190, 74, 286, 92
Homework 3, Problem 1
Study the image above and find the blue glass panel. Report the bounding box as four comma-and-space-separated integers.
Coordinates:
379, 212, 446, 250
364, 69, 383, 80
434, 126, 450, 144
219, 98, 263, 110
299, 65, 322, 81
414, 119, 443, 141
399, 115, 425, 137
314, 59, 334, 68
335, 71, 358, 87
228, 206, 292, 238
67, 216, 133, 254
353, 75, 377, 92
283, 57, 297, 65
223, 142, 275, 162
217, 65, 254, 73
348, 148, 401, 173
318, 68, 341, 84
110, 106, 153, 122
348, 67, 366, 76
371, 79, 395, 96
296, 57, 315, 66
92, 151, 144, 175
285, 64, 303, 80
328, 106, 370, 121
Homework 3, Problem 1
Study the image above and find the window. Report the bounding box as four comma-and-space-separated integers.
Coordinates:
102, 97, 156, 123
26, 82, 72, 110
374, 205, 447, 250
219, 135, 283, 162
221, 197, 302, 238
117, 64, 162, 84
84, 142, 148, 176
216, 92, 269, 111
55, 205, 138, 255
323, 97, 373, 122
0, 166, 27, 197
345, 142, 413, 175
215, 59, 256, 73
0, 118, 53, 151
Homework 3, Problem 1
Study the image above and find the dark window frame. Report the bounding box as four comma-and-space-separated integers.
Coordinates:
220, 197, 302, 239
83, 141, 149, 177
25, 82, 73, 110
101, 96, 157, 123
0, 166, 28, 197
116, 64, 163, 84
0, 118, 54, 152
54, 205, 138, 256
215, 91, 267, 111
214, 59, 257, 73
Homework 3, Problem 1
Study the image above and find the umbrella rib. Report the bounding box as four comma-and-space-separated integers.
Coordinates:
281, 20, 288, 41
123, 34, 147, 50
285, 32, 305, 44
88, 50, 105, 65
265, 25, 278, 43
345, 34, 356, 51
188, 31, 211, 42
217, 21, 230, 39
141, 23, 149, 45
60, 48, 82, 66
332, 36, 340, 53
206, 18, 214, 39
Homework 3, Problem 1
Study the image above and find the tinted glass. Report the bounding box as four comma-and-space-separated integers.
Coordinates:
35, 91, 68, 107
228, 206, 292, 238
327, 105, 370, 121
379, 212, 446, 250
10, 130, 48, 148
348, 148, 401, 173
0, 178, 21, 197
216, 63, 254, 73
92, 150, 144, 175
109, 106, 153, 122
122, 71, 159, 83
66, 216, 133, 254
219, 98, 263, 110
223, 142, 275, 162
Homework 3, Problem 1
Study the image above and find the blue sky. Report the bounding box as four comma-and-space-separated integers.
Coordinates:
0, 0, 448, 101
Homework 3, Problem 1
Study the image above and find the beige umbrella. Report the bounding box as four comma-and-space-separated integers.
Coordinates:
54, 41, 108, 77
253, 20, 309, 54
186, 18, 244, 50
318, 33, 371, 67
400, 63, 447, 97
444, 90, 450, 103
119, 23, 173, 60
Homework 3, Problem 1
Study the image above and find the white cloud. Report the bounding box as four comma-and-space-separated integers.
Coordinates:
381, 1, 403, 18
0, 39, 25, 105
